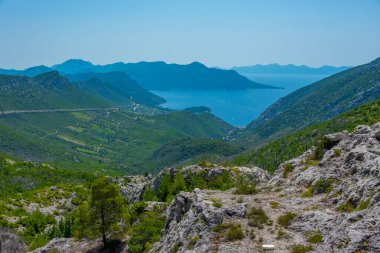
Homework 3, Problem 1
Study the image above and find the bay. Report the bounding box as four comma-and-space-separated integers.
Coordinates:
151, 74, 327, 127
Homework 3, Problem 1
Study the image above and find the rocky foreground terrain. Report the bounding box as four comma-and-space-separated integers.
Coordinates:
35, 124, 380, 253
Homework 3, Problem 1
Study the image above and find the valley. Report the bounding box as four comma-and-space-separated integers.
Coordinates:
1, 1, 379, 252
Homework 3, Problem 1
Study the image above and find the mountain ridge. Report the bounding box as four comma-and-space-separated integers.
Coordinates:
237, 57, 380, 146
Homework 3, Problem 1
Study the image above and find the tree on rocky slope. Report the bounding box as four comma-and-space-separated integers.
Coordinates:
76, 177, 128, 248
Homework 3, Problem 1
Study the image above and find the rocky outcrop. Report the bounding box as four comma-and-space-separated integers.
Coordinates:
151, 165, 270, 192
32, 238, 127, 253
151, 124, 380, 253
0, 228, 26, 253
112, 175, 152, 203
150, 189, 247, 253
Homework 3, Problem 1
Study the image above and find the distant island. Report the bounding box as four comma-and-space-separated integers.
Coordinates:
0, 59, 281, 90
232, 63, 351, 76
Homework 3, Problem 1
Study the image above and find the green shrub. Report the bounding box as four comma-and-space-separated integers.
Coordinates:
301, 188, 313, 198
247, 207, 269, 228
211, 198, 222, 208
208, 171, 233, 191
19, 211, 56, 241
283, 164, 294, 178
276, 229, 288, 239
172, 172, 187, 195
226, 224, 245, 241
127, 211, 165, 253
311, 179, 333, 194
313, 137, 328, 160
234, 175, 258, 195
213, 223, 244, 241
47, 216, 74, 239
187, 235, 199, 249
29, 234, 50, 250
337, 201, 355, 213
142, 187, 158, 202
277, 212, 297, 228
334, 148, 342, 157
130, 201, 148, 223
307, 230, 323, 244
291, 244, 313, 253
357, 198, 371, 211
270, 201, 279, 209
236, 196, 244, 203
158, 173, 173, 202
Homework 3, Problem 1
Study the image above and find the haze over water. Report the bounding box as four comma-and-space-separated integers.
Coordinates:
152, 74, 326, 127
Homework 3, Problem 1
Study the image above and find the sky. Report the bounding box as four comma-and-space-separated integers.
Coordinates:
0, 0, 379, 69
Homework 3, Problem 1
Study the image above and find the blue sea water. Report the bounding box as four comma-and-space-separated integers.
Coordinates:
151, 74, 326, 127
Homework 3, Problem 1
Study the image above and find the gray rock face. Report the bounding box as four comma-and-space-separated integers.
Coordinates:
150, 189, 247, 253
0, 228, 26, 253
113, 175, 152, 203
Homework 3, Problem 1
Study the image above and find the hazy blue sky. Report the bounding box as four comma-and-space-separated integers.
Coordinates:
1, 0, 379, 69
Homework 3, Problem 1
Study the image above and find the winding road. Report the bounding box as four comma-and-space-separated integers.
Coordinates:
0, 107, 119, 116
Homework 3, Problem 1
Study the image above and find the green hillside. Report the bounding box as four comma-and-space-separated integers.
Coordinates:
0, 109, 234, 174
146, 138, 243, 169
66, 72, 166, 106
0, 72, 110, 110
238, 57, 380, 146
232, 100, 380, 174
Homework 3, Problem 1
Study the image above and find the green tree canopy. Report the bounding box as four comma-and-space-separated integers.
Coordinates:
75, 177, 128, 247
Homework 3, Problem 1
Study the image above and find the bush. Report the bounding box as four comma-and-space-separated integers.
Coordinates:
128, 211, 165, 253
213, 223, 244, 241
301, 188, 313, 198
276, 229, 288, 239
334, 148, 342, 157
226, 224, 245, 241
283, 164, 294, 178
270, 201, 279, 209
337, 201, 355, 213
130, 201, 148, 223
277, 212, 297, 228
311, 179, 333, 194
307, 230, 323, 244
247, 207, 269, 228
19, 211, 56, 241
142, 187, 158, 202
357, 198, 371, 211
208, 171, 233, 191
291, 244, 313, 253
211, 198, 222, 208
236, 196, 244, 203
158, 173, 173, 202
234, 175, 258, 195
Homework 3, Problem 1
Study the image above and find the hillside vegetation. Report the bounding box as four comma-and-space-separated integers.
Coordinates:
66, 71, 166, 106
239, 57, 380, 146
232, 100, 380, 173
0, 109, 234, 174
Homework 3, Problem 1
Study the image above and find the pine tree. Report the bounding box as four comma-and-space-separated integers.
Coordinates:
172, 172, 187, 195
158, 173, 172, 202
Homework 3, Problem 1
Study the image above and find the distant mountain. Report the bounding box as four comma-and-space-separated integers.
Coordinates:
0, 65, 53, 77
52, 59, 93, 73
237, 57, 380, 146
66, 71, 166, 106
0, 71, 109, 110
51, 59, 279, 90
232, 63, 350, 76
